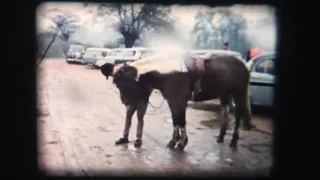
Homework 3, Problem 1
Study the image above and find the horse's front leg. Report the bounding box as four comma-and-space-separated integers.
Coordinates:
167, 101, 188, 151
134, 101, 148, 147
115, 105, 137, 145
165, 101, 181, 149
166, 125, 180, 149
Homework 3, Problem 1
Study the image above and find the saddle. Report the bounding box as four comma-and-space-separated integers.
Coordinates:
188, 53, 211, 75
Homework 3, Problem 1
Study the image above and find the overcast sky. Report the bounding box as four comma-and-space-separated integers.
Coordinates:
36, 2, 276, 50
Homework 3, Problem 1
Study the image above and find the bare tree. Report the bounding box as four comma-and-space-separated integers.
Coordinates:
46, 11, 81, 41
37, 10, 81, 66
96, 3, 175, 48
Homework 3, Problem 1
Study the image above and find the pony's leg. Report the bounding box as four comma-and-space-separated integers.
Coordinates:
176, 110, 189, 151
166, 125, 180, 149
134, 101, 148, 147
242, 89, 254, 130
166, 102, 182, 149
115, 105, 137, 145
229, 97, 235, 113
229, 93, 246, 149
217, 96, 230, 143
167, 101, 188, 151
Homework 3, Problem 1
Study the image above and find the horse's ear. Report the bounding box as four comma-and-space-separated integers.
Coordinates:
123, 62, 128, 67
100, 63, 115, 80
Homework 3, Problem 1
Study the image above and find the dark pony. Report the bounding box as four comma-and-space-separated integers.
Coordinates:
100, 53, 252, 150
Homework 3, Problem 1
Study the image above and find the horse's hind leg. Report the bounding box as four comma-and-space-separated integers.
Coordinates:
242, 90, 254, 130
229, 92, 247, 149
115, 105, 137, 145
217, 96, 230, 143
176, 108, 188, 151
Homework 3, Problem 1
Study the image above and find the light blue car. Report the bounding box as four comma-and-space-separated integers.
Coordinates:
247, 52, 276, 108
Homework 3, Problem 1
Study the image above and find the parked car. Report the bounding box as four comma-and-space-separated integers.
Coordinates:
66, 44, 85, 64
82, 48, 112, 69
247, 52, 276, 108
95, 48, 125, 67
190, 49, 244, 60
96, 47, 155, 68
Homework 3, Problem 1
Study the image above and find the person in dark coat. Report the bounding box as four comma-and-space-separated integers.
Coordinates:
223, 42, 230, 51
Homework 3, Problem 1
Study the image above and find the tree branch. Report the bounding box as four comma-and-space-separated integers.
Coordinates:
116, 5, 123, 22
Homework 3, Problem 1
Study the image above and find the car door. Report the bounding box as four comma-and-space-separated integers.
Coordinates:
249, 55, 276, 107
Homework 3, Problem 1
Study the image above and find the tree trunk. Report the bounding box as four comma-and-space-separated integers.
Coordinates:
37, 30, 60, 67
124, 35, 136, 48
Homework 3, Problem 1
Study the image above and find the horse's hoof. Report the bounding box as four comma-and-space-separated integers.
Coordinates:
115, 137, 129, 145
242, 123, 255, 131
217, 137, 224, 143
166, 140, 176, 149
176, 143, 185, 151
242, 125, 252, 131
229, 141, 237, 150
134, 139, 142, 147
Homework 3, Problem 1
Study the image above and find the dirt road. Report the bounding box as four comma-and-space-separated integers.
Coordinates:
37, 59, 273, 176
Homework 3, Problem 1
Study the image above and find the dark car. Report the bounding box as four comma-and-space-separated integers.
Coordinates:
66, 44, 85, 64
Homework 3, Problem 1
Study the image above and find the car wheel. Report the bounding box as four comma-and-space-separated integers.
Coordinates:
86, 63, 95, 69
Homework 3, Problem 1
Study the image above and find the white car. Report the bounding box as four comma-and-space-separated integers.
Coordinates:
82, 48, 112, 69
247, 52, 276, 108
190, 49, 244, 60
96, 47, 155, 67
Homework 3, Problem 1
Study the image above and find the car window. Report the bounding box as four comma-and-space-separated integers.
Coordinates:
196, 52, 207, 56
109, 51, 118, 56
254, 59, 275, 75
109, 51, 122, 56
108, 51, 114, 56
122, 50, 136, 57
101, 51, 108, 57
84, 50, 101, 57
115, 51, 123, 56
140, 51, 154, 58
70, 45, 85, 52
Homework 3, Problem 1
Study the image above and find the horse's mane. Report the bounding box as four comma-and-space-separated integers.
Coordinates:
128, 53, 188, 77
129, 53, 168, 67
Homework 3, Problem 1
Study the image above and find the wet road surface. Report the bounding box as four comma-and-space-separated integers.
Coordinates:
37, 59, 273, 176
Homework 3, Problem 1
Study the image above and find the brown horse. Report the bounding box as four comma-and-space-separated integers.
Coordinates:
100, 52, 252, 150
